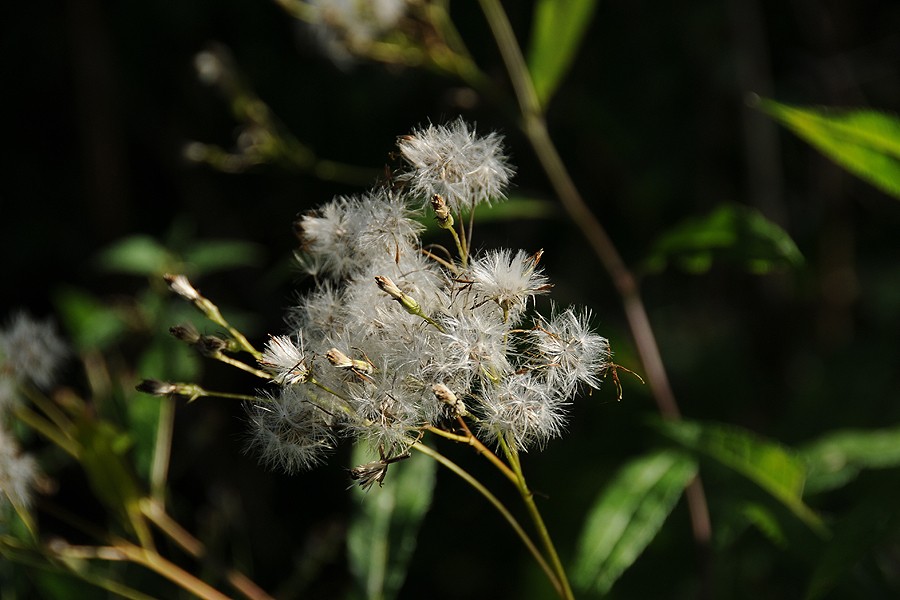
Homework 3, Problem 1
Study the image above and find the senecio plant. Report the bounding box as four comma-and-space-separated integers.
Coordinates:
141, 118, 612, 599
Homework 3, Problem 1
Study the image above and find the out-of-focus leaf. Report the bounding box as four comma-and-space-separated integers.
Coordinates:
183, 240, 264, 275
643, 204, 803, 275
757, 97, 900, 199
656, 419, 826, 535
571, 449, 697, 595
800, 425, 900, 494
806, 490, 900, 600
54, 288, 129, 351
347, 444, 436, 600
738, 502, 788, 548
75, 420, 150, 544
527, 0, 598, 108
95, 236, 174, 276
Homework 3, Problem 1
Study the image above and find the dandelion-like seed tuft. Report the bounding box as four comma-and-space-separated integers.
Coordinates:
242, 118, 614, 478
397, 117, 514, 212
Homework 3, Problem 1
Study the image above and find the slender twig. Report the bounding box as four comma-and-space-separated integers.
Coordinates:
410, 442, 564, 598
477, 0, 713, 571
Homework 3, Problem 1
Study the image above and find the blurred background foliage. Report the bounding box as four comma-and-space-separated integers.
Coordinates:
3, 0, 900, 598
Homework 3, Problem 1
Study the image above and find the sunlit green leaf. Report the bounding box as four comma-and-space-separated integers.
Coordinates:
347, 444, 436, 600
644, 204, 804, 274
800, 425, 900, 494
571, 449, 697, 594
757, 97, 900, 199
656, 419, 826, 535
95, 236, 175, 276
527, 0, 598, 108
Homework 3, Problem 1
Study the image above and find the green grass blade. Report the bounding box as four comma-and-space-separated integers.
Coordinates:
757, 98, 900, 199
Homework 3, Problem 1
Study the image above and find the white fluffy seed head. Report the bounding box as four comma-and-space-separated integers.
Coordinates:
259, 335, 310, 385
476, 373, 567, 451
396, 118, 514, 211
0, 311, 68, 390
530, 307, 611, 397
0, 427, 40, 509
245, 388, 337, 474
251, 119, 613, 472
469, 249, 551, 324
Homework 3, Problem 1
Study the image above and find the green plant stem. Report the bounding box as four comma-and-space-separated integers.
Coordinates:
410, 442, 564, 598
150, 396, 175, 501
478, 0, 713, 561
499, 435, 574, 600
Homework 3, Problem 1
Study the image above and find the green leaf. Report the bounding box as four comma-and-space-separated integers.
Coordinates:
53, 288, 129, 351
95, 236, 175, 276
799, 425, 900, 494
75, 419, 151, 544
571, 449, 697, 595
643, 203, 804, 275
806, 490, 900, 600
656, 419, 827, 535
347, 444, 436, 600
756, 97, 900, 199
183, 240, 264, 276
527, 0, 598, 109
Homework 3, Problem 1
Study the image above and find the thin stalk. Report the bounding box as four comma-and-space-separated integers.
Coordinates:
112, 541, 231, 600
478, 0, 712, 566
424, 423, 517, 484
410, 442, 564, 598
211, 353, 272, 379
499, 435, 574, 600
142, 500, 275, 600
13, 405, 80, 458
20, 384, 75, 435
150, 396, 175, 501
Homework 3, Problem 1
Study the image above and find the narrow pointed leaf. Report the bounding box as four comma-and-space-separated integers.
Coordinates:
571, 449, 697, 594
656, 419, 826, 535
799, 425, 900, 494
347, 445, 436, 600
757, 98, 900, 199
527, 0, 598, 108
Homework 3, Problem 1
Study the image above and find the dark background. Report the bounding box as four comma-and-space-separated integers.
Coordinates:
4, 1, 900, 598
